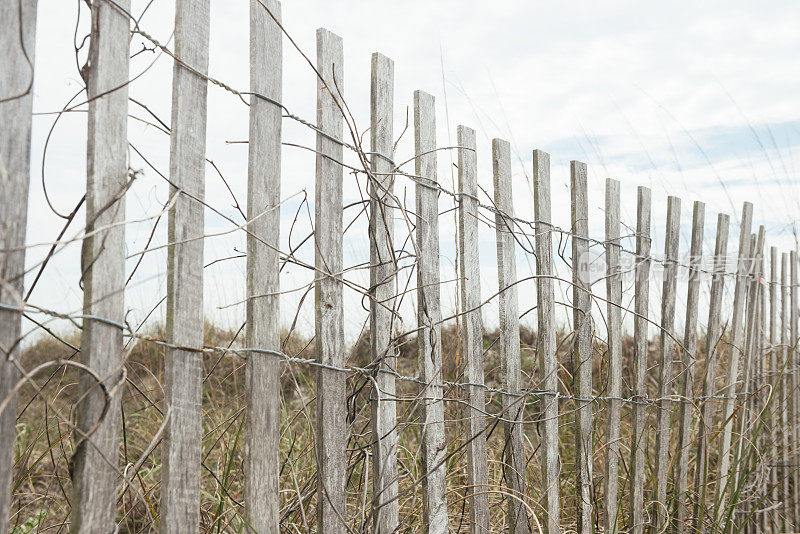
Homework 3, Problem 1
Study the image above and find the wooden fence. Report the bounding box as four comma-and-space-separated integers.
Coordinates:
1, 1, 799, 533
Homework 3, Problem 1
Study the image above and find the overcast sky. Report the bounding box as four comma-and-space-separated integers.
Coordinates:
22, 0, 800, 342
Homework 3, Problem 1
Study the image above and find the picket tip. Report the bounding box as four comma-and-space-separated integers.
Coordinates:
316, 27, 343, 46
371, 52, 394, 68
258, 0, 281, 14
492, 137, 510, 151
413, 89, 435, 105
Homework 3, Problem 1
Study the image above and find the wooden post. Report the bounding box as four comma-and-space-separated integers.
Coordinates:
751, 250, 773, 532
161, 0, 210, 530
314, 28, 347, 534
457, 125, 489, 534
493, 139, 530, 533
245, 1, 281, 531
603, 178, 622, 534
780, 253, 791, 529
768, 247, 779, 530
629, 186, 651, 534
0, 2, 37, 532
790, 250, 799, 526
654, 195, 681, 531
70, 2, 130, 532
533, 149, 560, 534
694, 213, 730, 529
675, 201, 705, 532
414, 90, 449, 534
730, 229, 763, 529
369, 52, 398, 533
570, 160, 594, 534
714, 202, 753, 524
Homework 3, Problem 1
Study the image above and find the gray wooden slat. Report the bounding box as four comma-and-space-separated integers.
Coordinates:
245, 0, 282, 530
161, 1, 210, 530
414, 90, 449, 534
533, 149, 560, 534
760, 249, 769, 531
760, 250, 769, 531
0, 1, 37, 531
369, 51, 399, 533
767, 247, 780, 530
603, 178, 622, 534
791, 250, 799, 527
629, 186, 651, 534
654, 195, 681, 532
314, 28, 347, 534
768, 247, 778, 530
694, 213, 729, 529
570, 160, 594, 534
730, 228, 764, 528
780, 252, 791, 529
675, 201, 705, 532
714, 202, 753, 524
457, 125, 489, 534
493, 139, 530, 534
69, 2, 130, 531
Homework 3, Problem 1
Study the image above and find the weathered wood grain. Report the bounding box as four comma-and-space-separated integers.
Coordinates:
768, 247, 779, 530
70, 2, 130, 532
654, 196, 681, 532
780, 252, 791, 529
766, 247, 782, 532
0, 2, 37, 532
675, 201, 704, 532
314, 28, 347, 534
570, 160, 594, 534
533, 149, 560, 534
161, 1, 210, 531
791, 250, 799, 526
369, 51, 399, 534
714, 202, 753, 524
694, 213, 729, 528
629, 186, 651, 534
492, 139, 530, 534
603, 178, 622, 534
414, 90, 449, 534
457, 125, 489, 534
245, 1, 282, 531
729, 228, 763, 529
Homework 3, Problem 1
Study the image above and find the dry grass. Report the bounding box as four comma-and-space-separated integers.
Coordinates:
9, 322, 774, 533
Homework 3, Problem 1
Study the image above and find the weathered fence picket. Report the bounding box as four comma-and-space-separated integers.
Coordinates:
161, 0, 210, 530
780, 252, 791, 529
730, 228, 764, 528
369, 52, 399, 533
654, 195, 680, 531
0, 2, 37, 532
756, 247, 767, 530
788, 250, 800, 529
715, 202, 753, 523
629, 185, 651, 534
415, 90, 449, 534
314, 28, 347, 534
457, 125, 490, 534
768, 247, 780, 531
533, 149, 560, 534
71, 2, 130, 532
245, 0, 282, 530
675, 201, 705, 532
570, 160, 594, 534
695, 213, 730, 528
493, 138, 530, 534
603, 178, 623, 534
